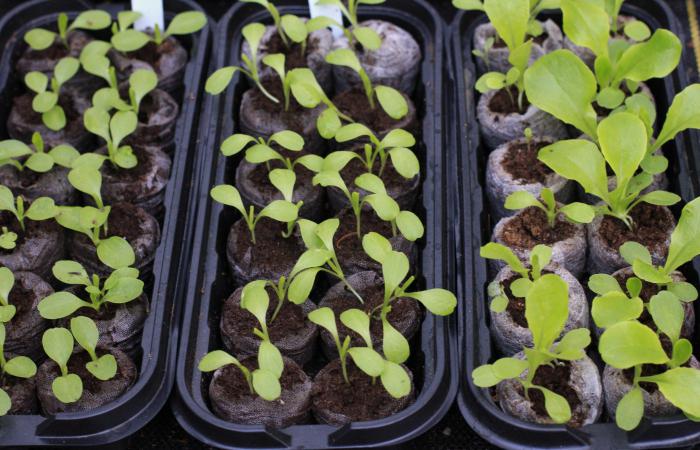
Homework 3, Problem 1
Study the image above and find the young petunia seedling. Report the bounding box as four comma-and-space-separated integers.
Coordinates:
70, 316, 117, 381
0, 322, 37, 415
110, 10, 206, 53
220, 130, 318, 173
287, 68, 352, 137
24, 57, 80, 131
92, 68, 159, 116
472, 274, 593, 424
504, 188, 595, 228
79, 40, 119, 90
54, 205, 110, 249
0, 186, 58, 232
308, 306, 412, 399
0, 133, 79, 174
24, 10, 112, 51
453, 0, 556, 43
325, 49, 408, 120
37, 238, 143, 321
83, 107, 138, 170
314, 0, 383, 50
0, 267, 18, 323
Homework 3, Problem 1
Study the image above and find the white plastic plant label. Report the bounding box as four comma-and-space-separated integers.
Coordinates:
308, 0, 343, 38
131, 0, 164, 32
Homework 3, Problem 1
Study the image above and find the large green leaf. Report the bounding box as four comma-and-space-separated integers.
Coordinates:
525, 274, 569, 351
599, 321, 669, 368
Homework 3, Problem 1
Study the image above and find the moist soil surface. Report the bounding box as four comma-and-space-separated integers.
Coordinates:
8, 279, 38, 320
127, 39, 178, 72
214, 358, 307, 403
488, 86, 530, 115
312, 359, 408, 421
265, 31, 318, 71
500, 207, 577, 249
246, 160, 315, 198
521, 361, 585, 426
223, 286, 307, 343
0, 209, 56, 254
334, 209, 395, 265
502, 270, 554, 328
334, 88, 405, 132
232, 218, 304, 270
501, 140, 553, 184
598, 203, 673, 253
3, 165, 42, 187
247, 78, 311, 133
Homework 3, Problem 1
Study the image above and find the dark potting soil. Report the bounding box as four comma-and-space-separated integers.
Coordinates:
500, 207, 577, 249
598, 203, 673, 253
488, 86, 530, 115
248, 78, 311, 133
223, 286, 307, 343
0, 373, 34, 414
334, 88, 404, 132
246, 160, 315, 198
232, 218, 304, 270
102, 148, 155, 186
502, 270, 554, 329
6, 166, 42, 188
501, 140, 552, 184
214, 358, 307, 403
340, 149, 413, 193
523, 361, 585, 426
8, 280, 38, 319
312, 359, 409, 422
265, 31, 318, 71
13, 93, 83, 134
127, 40, 178, 72
334, 208, 394, 264
21, 39, 69, 61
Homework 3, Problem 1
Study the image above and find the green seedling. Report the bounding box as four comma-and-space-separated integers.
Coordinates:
25, 57, 80, 131
308, 306, 412, 398
206, 23, 276, 102
24, 10, 111, 51
331, 124, 419, 179
54, 205, 110, 249
0, 228, 17, 251
0, 186, 58, 232
66, 165, 106, 210
79, 40, 119, 90
111, 10, 206, 52
480, 242, 552, 312
504, 188, 595, 228
453, 0, 560, 41
314, 0, 383, 50
473, 36, 495, 70
210, 184, 298, 245
0, 323, 37, 415
221, 130, 318, 172
83, 107, 138, 169
70, 316, 117, 380
537, 112, 680, 228
363, 233, 457, 364
92, 68, 158, 115
475, 39, 532, 113
472, 273, 593, 424
287, 68, 352, 137
0, 268, 18, 322
325, 49, 407, 119
0, 133, 79, 174
38, 239, 142, 320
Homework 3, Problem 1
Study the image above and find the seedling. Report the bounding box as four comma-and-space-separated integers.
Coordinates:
24, 10, 111, 51
0, 133, 79, 174
287, 68, 352, 137
314, 0, 383, 50
0, 268, 18, 323
537, 112, 680, 228
453, 0, 559, 41
110, 10, 206, 53
221, 130, 318, 172
0, 186, 58, 231
206, 23, 276, 102
38, 238, 142, 320
325, 49, 407, 119
311, 160, 423, 241
92, 68, 159, 115
331, 124, 419, 179
475, 39, 532, 113
83, 107, 138, 169
472, 274, 593, 424
24, 57, 80, 131
0, 228, 17, 251
240, 1, 296, 50
363, 233, 457, 364
473, 36, 495, 70
210, 184, 298, 245
480, 242, 552, 312
308, 306, 412, 398
67, 165, 106, 210
504, 188, 595, 228
560, 0, 680, 110
0, 323, 37, 415
54, 205, 110, 248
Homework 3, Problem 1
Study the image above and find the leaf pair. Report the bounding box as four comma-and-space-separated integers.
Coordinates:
92, 69, 158, 116
504, 188, 595, 227
315, 0, 384, 50
24, 10, 112, 50
0, 186, 58, 231
111, 10, 206, 51
84, 107, 138, 169
24, 57, 80, 131
0, 133, 79, 174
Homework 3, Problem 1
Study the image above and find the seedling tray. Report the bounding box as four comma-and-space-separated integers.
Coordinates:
0, 0, 210, 445
171, 0, 457, 448
450, 0, 700, 448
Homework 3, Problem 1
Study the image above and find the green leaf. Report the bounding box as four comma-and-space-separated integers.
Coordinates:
4, 356, 36, 379
348, 347, 385, 377
316, 109, 342, 139
644, 368, 700, 418
355, 173, 386, 194
620, 241, 652, 266
24, 152, 54, 173
268, 168, 295, 202
613, 29, 681, 86
668, 282, 698, 302
665, 197, 700, 273
84, 107, 111, 143
252, 368, 282, 401
24, 28, 56, 51
555, 328, 591, 358
472, 364, 501, 387
560, 202, 595, 223
308, 307, 339, 342
129, 69, 158, 109
382, 318, 410, 364
42, 327, 74, 367
588, 273, 622, 295
526, 274, 569, 351
671, 338, 693, 367
335, 123, 373, 143
483, 0, 528, 51
405, 289, 457, 316
492, 357, 528, 379
637, 190, 681, 207
538, 387, 572, 424
649, 291, 684, 342
205, 67, 238, 95
504, 191, 541, 211
380, 361, 412, 398
0, 267, 13, 305
97, 236, 136, 269
480, 242, 527, 276
70, 316, 98, 353
0, 139, 32, 161
33, 91, 58, 114
280, 14, 307, 43
340, 309, 373, 347
69, 10, 112, 31
490, 295, 509, 312
221, 134, 256, 156
624, 20, 651, 42
353, 26, 382, 50
599, 321, 669, 369
287, 267, 321, 304
561, 0, 609, 57
110, 111, 137, 149
258, 200, 298, 223
165, 11, 206, 36
382, 250, 409, 301
258, 340, 284, 378
591, 291, 643, 328
269, 130, 304, 151
508, 40, 532, 72
325, 48, 362, 72
598, 112, 647, 185
38, 292, 90, 320
24, 196, 57, 221
198, 350, 240, 372
244, 144, 280, 164
210, 184, 245, 214
117, 11, 141, 31
0, 187, 15, 213
597, 87, 625, 110
42, 106, 66, 131
103, 277, 143, 304
633, 259, 672, 284
375, 86, 408, 120
396, 210, 424, 242
68, 166, 102, 203
52, 373, 83, 403
24, 72, 48, 94
0, 305, 16, 323
52, 260, 89, 285
538, 139, 609, 202
524, 50, 598, 138
655, 85, 700, 150
510, 277, 532, 298
54, 57, 80, 86
362, 232, 393, 264
86, 354, 117, 381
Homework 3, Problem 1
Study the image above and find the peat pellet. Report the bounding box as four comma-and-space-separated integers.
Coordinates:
4, 271, 52, 361
209, 355, 312, 427
331, 20, 421, 94
124, 88, 179, 154
317, 271, 421, 359
37, 347, 137, 415
1, 374, 37, 415
497, 353, 603, 427
0, 165, 76, 205
312, 358, 415, 425
0, 212, 64, 282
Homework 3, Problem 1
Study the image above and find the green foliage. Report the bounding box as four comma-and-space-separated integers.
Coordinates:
0, 268, 17, 323
504, 187, 595, 227
111, 10, 206, 51
83, 107, 138, 169
92, 68, 158, 115
24, 10, 111, 50
314, 0, 383, 50
25, 57, 79, 131
0, 186, 58, 231
0, 322, 37, 415
0, 133, 78, 174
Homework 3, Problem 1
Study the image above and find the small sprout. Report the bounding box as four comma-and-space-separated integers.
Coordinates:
472, 36, 495, 70
221, 130, 305, 171
0, 268, 16, 323
210, 184, 298, 245
38, 238, 142, 320
287, 68, 352, 136
92, 68, 159, 115
83, 107, 138, 169
325, 49, 407, 119
67, 165, 106, 210
54, 205, 110, 248
24, 10, 112, 50
0, 186, 58, 231
111, 10, 206, 52
472, 274, 592, 425
475, 39, 533, 113
0, 322, 37, 415
41, 327, 82, 404
0, 228, 17, 251
80, 40, 119, 90
313, 0, 383, 50
0, 133, 79, 174
70, 316, 117, 381
480, 242, 552, 312
25, 57, 80, 131
504, 188, 595, 228
241, 0, 291, 47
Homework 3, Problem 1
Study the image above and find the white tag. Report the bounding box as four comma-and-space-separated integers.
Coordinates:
308, 0, 344, 38
131, 0, 164, 32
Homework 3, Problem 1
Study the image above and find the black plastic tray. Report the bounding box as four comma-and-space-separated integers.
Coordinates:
171, 0, 457, 448
0, 0, 210, 445
450, 1, 700, 448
